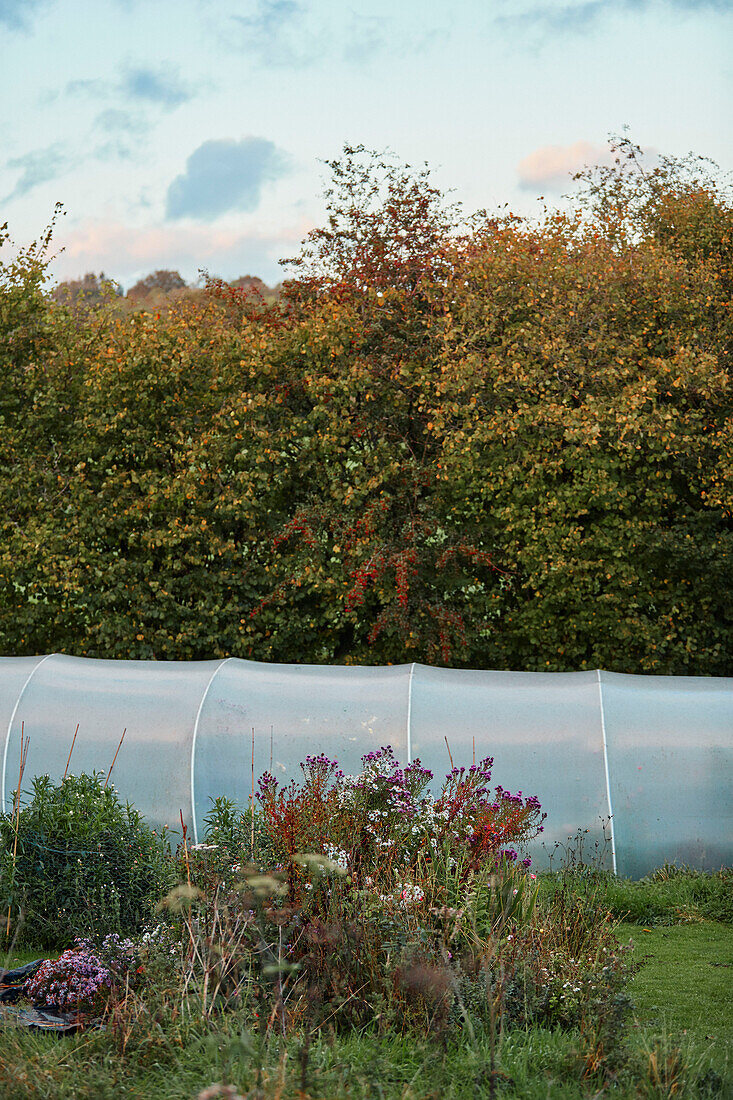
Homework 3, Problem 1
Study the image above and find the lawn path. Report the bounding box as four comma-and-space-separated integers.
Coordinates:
616, 921, 733, 1071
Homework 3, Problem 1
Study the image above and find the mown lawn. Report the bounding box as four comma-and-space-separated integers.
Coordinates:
618, 920, 733, 1074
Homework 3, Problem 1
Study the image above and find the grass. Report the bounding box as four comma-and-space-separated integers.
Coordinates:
3, 919, 731, 1098
618, 921, 733, 1074
2, 946, 48, 970
536, 865, 733, 926
0, 1018, 686, 1099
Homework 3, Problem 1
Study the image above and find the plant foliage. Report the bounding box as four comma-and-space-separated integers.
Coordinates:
0, 772, 172, 948
1, 140, 731, 670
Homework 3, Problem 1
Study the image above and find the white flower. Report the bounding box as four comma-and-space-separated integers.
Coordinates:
325, 845, 349, 869
397, 883, 424, 905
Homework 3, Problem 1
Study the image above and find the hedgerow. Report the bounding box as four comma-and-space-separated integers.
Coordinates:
1, 138, 731, 671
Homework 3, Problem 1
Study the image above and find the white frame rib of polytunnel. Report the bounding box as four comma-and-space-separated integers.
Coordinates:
597, 669, 617, 874
189, 657, 233, 845
0, 653, 53, 817
2, 655, 732, 877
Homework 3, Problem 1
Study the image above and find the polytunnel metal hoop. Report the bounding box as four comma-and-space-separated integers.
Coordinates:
405, 661, 416, 764
189, 657, 233, 845
597, 669, 617, 874
1, 653, 54, 816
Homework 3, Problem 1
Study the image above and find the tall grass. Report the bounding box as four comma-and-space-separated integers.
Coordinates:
536, 863, 733, 927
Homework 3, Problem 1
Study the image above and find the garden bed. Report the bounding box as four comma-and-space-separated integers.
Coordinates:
1, 753, 730, 1098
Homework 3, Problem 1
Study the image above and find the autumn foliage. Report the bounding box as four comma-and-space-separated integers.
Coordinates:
1, 139, 731, 672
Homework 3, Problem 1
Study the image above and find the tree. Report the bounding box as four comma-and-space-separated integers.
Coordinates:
432, 172, 733, 672
282, 143, 458, 296
228, 275, 281, 306
51, 271, 122, 308
0, 144, 730, 674
126, 269, 187, 299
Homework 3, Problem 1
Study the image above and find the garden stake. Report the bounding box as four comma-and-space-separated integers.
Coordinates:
63, 723, 79, 780
444, 735, 455, 772
6, 723, 30, 938
104, 727, 126, 787
180, 809, 191, 888
251, 726, 255, 860
11, 723, 28, 820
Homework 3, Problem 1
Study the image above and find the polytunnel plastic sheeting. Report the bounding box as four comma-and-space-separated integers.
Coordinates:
192, 659, 411, 843
2, 654, 222, 834
1, 655, 731, 877
408, 667, 611, 871
0, 655, 48, 738
600, 671, 733, 878
0, 656, 49, 798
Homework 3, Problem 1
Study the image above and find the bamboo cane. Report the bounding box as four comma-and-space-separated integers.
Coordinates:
63, 723, 80, 781
6, 724, 30, 938
180, 809, 191, 889
251, 727, 255, 861
104, 728, 126, 788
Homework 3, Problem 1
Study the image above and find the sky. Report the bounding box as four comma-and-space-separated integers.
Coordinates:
2, 0, 732, 290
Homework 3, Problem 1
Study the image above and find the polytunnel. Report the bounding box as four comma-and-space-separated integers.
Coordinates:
1, 655, 731, 879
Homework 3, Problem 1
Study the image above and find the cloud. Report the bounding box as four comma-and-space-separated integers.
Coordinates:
165, 137, 290, 221
498, 0, 733, 36
637, 0, 732, 8
3, 112, 151, 205
2, 120, 149, 206
238, 0, 301, 40
0, 0, 47, 31
49, 217, 311, 288
53, 66, 193, 164
4, 144, 73, 202
501, 0, 606, 35
65, 77, 108, 97
64, 66, 194, 111
228, 0, 398, 67
230, 0, 318, 67
121, 66, 194, 108
94, 109, 147, 135
517, 141, 610, 191
341, 14, 389, 64
93, 110, 149, 162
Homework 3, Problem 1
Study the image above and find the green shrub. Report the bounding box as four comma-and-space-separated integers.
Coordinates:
0, 772, 173, 949
203, 796, 275, 866
179, 797, 277, 891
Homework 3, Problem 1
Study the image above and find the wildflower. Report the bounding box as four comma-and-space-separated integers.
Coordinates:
398, 883, 424, 905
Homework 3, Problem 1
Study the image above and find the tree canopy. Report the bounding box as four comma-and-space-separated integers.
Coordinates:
1, 141, 731, 672
126, 269, 188, 299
